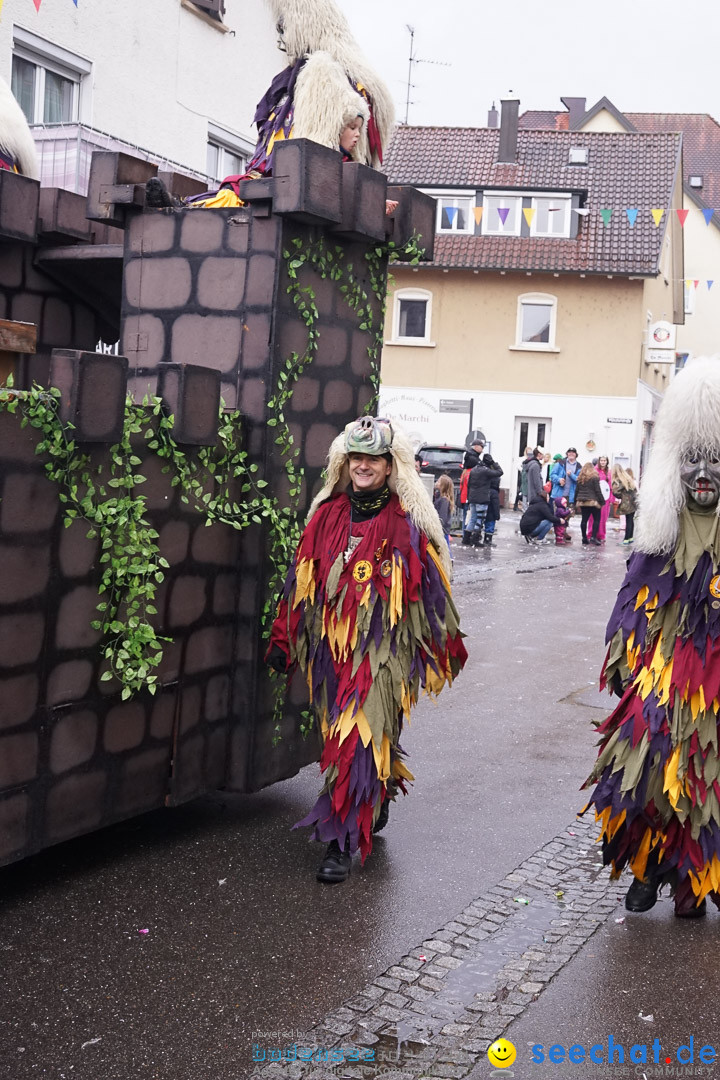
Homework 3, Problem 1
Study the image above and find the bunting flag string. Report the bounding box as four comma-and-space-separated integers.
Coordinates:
27, 0, 78, 10
481, 206, 719, 228
681, 279, 716, 293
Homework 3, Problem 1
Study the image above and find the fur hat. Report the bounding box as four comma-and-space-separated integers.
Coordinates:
635, 357, 720, 554
267, 0, 394, 167
307, 416, 453, 578
0, 76, 39, 179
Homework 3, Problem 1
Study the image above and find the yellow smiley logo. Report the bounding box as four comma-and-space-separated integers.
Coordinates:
352, 560, 373, 583
709, 575, 720, 599
487, 1038, 517, 1069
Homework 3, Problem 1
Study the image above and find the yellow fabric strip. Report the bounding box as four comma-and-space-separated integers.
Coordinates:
188, 188, 243, 209
663, 745, 683, 809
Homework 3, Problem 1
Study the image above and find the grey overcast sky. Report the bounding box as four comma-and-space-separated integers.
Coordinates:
336, 0, 720, 128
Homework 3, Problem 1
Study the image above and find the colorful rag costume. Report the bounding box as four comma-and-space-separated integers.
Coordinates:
584, 359, 720, 912
187, 0, 393, 209
269, 419, 467, 863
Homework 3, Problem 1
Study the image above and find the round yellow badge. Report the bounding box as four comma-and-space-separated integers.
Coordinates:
710, 575, 720, 599
353, 560, 373, 583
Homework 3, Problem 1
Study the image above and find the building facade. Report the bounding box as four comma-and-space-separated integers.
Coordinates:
1, 0, 279, 191
521, 96, 720, 366
380, 101, 684, 498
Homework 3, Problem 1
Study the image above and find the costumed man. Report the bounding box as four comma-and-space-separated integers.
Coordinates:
267, 417, 467, 883
0, 76, 39, 179
149, 0, 395, 210
584, 359, 720, 918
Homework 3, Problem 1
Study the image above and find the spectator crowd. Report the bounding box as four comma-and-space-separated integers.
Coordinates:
428, 441, 639, 553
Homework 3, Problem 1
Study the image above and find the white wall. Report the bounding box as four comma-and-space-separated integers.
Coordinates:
379, 383, 647, 497
1, 0, 280, 174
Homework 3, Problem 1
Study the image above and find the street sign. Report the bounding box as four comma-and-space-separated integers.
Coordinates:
465, 429, 486, 449
645, 349, 676, 364
607, 417, 633, 424
439, 399, 472, 413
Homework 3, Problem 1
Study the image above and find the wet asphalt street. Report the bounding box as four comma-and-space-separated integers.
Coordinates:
3, 515, 708, 1080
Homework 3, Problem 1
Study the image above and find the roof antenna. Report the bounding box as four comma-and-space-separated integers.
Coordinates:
403, 25, 451, 125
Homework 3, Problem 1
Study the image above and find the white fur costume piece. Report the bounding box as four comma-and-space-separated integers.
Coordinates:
0, 76, 39, 180
267, 0, 394, 167
635, 357, 720, 555
307, 424, 453, 579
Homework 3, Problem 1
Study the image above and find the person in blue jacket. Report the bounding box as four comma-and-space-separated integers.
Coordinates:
551, 447, 582, 506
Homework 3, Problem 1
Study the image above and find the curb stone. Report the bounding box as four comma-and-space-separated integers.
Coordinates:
249, 817, 623, 1078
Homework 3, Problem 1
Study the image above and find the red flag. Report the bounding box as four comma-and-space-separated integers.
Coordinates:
676, 209, 689, 227
32, 0, 42, 9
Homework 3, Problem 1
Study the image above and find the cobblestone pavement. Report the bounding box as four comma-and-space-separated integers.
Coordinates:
250, 815, 624, 1078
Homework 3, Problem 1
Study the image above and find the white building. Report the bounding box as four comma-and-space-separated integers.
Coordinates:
2, 0, 279, 192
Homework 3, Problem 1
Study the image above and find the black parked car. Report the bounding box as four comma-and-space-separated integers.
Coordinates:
416, 444, 466, 481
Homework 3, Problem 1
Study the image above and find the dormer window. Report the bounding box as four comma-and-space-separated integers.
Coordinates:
423, 190, 475, 234
481, 191, 573, 238
530, 194, 572, 238
689, 175, 703, 188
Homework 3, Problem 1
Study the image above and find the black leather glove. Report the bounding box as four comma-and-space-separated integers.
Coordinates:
267, 644, 289, 673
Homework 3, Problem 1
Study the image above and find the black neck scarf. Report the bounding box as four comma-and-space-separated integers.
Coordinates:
349, 483, 391, 522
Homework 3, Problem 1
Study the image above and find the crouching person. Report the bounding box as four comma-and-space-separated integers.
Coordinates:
520, 485, 564, 545
267, 417, 468, 883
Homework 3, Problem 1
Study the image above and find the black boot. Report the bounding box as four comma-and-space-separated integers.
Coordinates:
316, 840, 351, 884
483, 532, 494, 545
625, 876, 659, 912
373, 797, 390, 834
675, 897, 707, 919
471, 531, 482, 547
461, 531, 472, 545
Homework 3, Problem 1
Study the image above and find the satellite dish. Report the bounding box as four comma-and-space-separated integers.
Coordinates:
465, 429, 486, 450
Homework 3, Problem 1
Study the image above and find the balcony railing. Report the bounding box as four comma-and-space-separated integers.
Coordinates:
31, 122, 213, 195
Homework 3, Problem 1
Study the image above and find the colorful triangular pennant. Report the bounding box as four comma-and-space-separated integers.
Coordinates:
32, 0, 42, 10
522, 207, 536, 227
650, 209, 664, 226
708, 281, 714, 290
694, 279, 700, 288
574, 208, 590, 217
702, 208, 715, 225
497, 207, 510, 225
676, 208, 689, 227
473, 206, 483, 225
626, 209, 638, 226
599, 209, 612, 226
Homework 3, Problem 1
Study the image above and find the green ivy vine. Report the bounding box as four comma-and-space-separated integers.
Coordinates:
0, 232, 423, 744
0, 379, 274, 701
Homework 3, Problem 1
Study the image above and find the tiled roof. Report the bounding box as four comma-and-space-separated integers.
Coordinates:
384, 126, 681, 275
626, 113, 720, 210
521, 106, 720, 210
520, 111, 570, 131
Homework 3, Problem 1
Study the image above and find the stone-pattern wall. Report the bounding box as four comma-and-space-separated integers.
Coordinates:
0, 142, 435, 867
